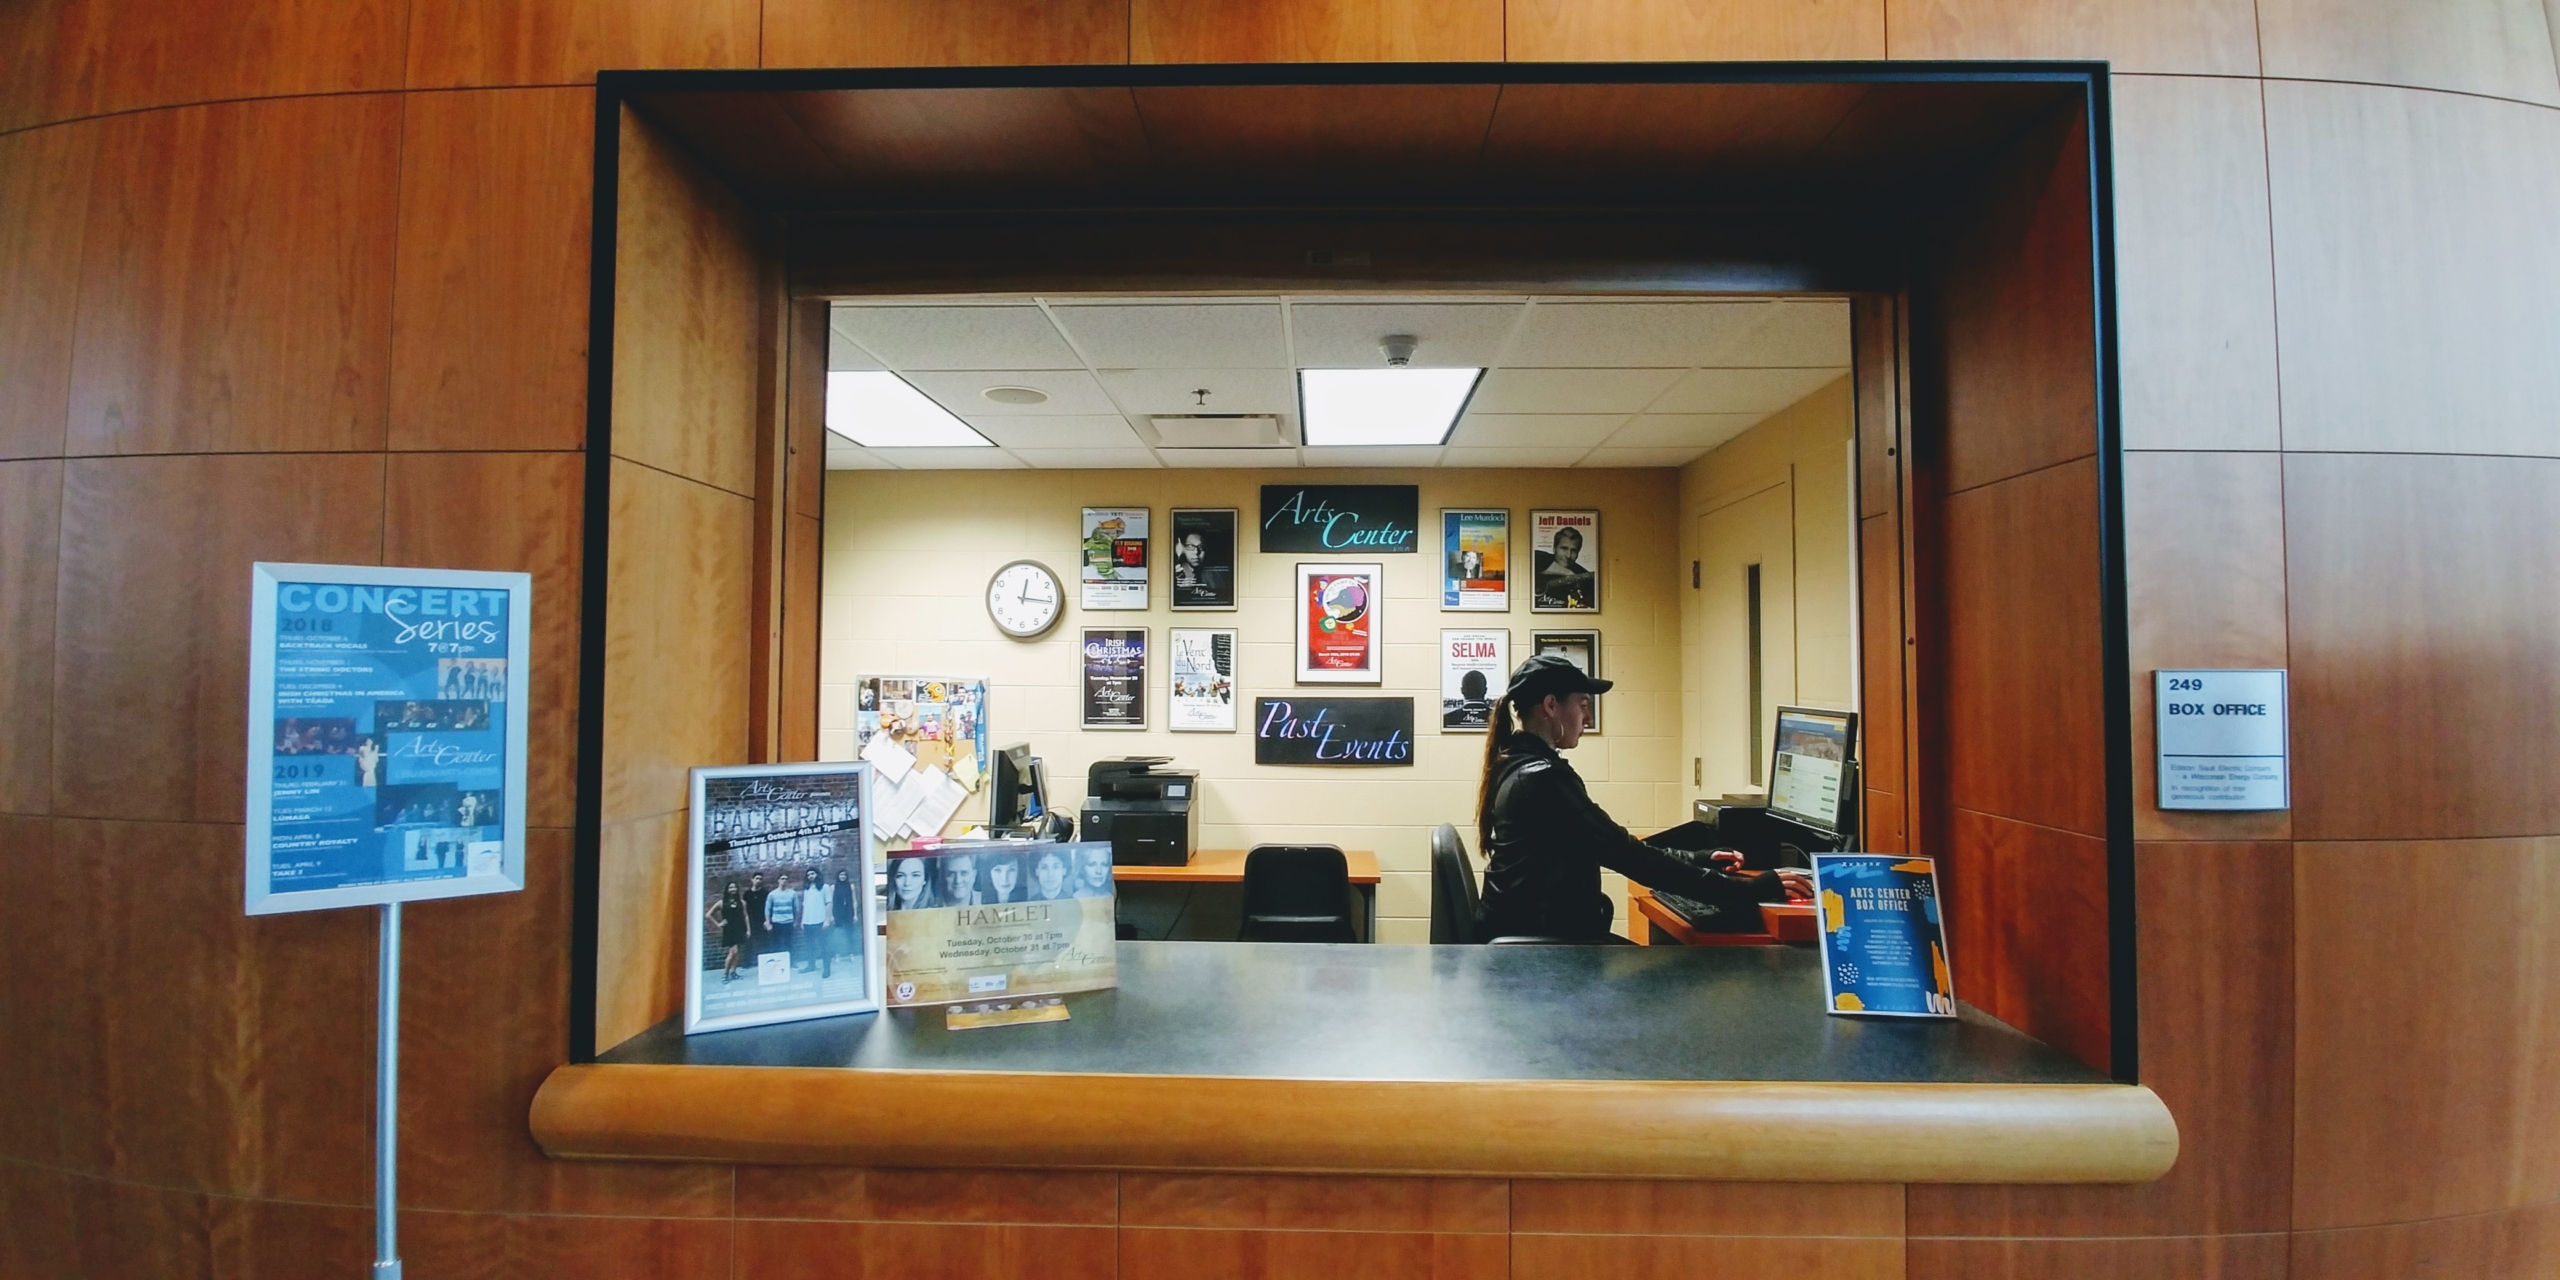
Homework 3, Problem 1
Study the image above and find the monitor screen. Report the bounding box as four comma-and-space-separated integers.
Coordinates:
1766, 706, 1856, 835
990, 742, 1041, 827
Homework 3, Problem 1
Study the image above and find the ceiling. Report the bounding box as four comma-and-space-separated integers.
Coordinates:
824, 294, 1850, 472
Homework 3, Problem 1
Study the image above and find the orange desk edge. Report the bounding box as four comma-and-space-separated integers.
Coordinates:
1112, 848, 1381, 884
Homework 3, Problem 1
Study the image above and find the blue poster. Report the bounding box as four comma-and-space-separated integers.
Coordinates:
245, 563, 531, 915
1812, 854, 1956, 1018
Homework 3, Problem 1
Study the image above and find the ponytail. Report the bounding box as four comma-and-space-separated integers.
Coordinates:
1475, 694, 1519, 855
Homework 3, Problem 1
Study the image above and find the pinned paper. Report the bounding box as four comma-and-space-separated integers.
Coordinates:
862, 731, 915, 783
906, 767, 969, 839
871, 767, 929, 837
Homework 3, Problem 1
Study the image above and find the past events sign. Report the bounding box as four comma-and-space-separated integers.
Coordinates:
244, 563, 531, 915
1259, 484, 1420, 553
1252, 697, 1416, 766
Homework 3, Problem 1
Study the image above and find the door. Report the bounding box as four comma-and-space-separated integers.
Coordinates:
1693, 479, 1796, 799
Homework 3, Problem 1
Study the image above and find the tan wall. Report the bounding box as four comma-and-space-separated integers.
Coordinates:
820, 466, 1687, 942
4, 1, 2558, 1276
1678, 373, 1856, 801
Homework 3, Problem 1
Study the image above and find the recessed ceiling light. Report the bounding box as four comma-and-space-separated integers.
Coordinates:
1298, 368, 1483, 447
983, 385, 1049, 405
826, 371, 993, 447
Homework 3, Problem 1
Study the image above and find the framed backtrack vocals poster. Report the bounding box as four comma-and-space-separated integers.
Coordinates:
686, 762, 882, 1034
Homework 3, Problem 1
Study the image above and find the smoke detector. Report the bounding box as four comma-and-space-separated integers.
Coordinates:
1380, 335, 1418, 367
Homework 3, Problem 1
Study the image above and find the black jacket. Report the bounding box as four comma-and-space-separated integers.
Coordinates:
1476, 732, 1783, 941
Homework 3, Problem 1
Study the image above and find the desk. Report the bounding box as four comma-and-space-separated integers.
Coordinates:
536, 941, 2177, 1182
1115, 848, 1379, 940
1630, 884, 1779, 947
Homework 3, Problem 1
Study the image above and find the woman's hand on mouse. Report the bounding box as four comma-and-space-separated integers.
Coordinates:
1775, 868, 1814, 900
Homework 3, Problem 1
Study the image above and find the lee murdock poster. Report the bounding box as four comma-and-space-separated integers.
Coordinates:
1169, 627, 1238, 731
1169, 508, 1238, 610
686, 763, 881, 1034
1295, 562, 1384, 684
1812, 854, 1957, 1018
1080, 506, 1149, 610
1441, 509, 1509, 611
884, 842, 1119, 1007
1440, 629, 1508, 732
1529, 509, 1600, 612
1081, 628, 1148, 729
245, 563, 531, 915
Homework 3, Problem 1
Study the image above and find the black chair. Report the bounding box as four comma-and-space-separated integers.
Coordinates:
1237, 845, 1358, 943
1429, 823, 1483, 944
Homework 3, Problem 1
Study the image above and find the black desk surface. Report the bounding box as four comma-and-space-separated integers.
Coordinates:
603, 941, 2108, 1085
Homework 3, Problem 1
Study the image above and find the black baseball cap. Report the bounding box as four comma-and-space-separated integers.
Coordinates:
1505, 653, 1612, 702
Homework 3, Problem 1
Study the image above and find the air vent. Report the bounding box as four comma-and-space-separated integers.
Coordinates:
1149, 414, 1286, 449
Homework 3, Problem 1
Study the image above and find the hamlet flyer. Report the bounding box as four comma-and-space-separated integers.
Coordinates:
884, 841, 1118, 1007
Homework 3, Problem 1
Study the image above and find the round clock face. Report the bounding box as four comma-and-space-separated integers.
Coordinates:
986, 560, 1063, 639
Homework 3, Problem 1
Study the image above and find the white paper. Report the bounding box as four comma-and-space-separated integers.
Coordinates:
871, 767, 929, 837
861, 730, 915, 783
908, 767, 970, 838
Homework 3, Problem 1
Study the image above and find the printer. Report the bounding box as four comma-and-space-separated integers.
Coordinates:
1081, 757, 1199, 866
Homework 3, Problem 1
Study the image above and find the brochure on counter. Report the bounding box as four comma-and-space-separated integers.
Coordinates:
1812, 854, 1957, 1018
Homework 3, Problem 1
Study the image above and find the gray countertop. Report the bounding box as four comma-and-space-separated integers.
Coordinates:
602, 941, 2109, 1085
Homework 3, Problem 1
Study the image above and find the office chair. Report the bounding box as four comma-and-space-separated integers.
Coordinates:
1237, 845, 1358, 943
1431, 823, 1572, 945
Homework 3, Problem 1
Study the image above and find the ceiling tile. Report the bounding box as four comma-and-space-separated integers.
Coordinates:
828, 324, 886, 372
1300, 446, 1443, 467
1158, 447, 1298, 468
1579, 446, 1705, 468
825, 438, 896, 470
1442, 446, 1592, 468
1289, 302, 1522, 368
829, 304, 1082, 370
1704, 299, 1852, 366
1505, 300, 1773, 367
1467, 367, 1682, 414
1446, 413, 1629, 448
1096, 367, 1297, 416
1008, 448, 1162, 469
966, 415, 1144, 450
1049, 302, 1287, 368
1650, 366, 1846, 415
1604, 413, 1764, 449
903, 369, 1120, 416
873, 447, 1025, 469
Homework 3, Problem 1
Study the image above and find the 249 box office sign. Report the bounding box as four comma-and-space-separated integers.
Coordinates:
244, 564, 531, 914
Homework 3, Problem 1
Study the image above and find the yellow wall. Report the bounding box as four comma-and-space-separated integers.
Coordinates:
1679, 374, 1858, 800
821, 466, 1687, 942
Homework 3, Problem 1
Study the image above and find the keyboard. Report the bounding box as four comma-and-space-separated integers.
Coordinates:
1651, 889, 1755, 930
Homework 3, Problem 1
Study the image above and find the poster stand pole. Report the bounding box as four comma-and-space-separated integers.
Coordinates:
373, 901, 402, 1279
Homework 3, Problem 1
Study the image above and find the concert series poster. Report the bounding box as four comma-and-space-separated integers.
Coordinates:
1169, 508, 1238, 610
1168, 627, 1237, 731
1295, 562, 1383, 684
1081, 628, 1147, 729
1080, 507, 1149, 610
1441, 509, 1509, 611
884, 842, 1119, 1007
1439, 629, 1508, 732
1529, 509, 1600, 612
244, 563, 531, 916
686, 762, 881, 1034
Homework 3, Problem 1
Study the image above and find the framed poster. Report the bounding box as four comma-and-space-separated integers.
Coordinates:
1260, 484, 1420, 553
1529, 629, 1602, 732
1169, 508, 1239, 610
1079, 506, 1148, 609
856, 676, 989, 791
1529, 509, 1600, 612
1440, 629, 1508, 732
1253, 697, 1416, 765
1169, 627, 1238, 731
1812, 854, 1957, 1018
686, 762, 882, 1034
1295, 561, 1384, 684
885, 841, 1119, 1007
244, 563, 531, 916
1440, 508, 1509, 611
1081, 628, 1148, 729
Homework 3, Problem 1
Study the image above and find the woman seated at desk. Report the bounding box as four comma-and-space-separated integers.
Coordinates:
1476, 655, 1812, 943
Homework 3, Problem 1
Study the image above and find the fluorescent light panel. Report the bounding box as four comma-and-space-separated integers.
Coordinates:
1298, 368, 1482, 447
826, 371, 993, 447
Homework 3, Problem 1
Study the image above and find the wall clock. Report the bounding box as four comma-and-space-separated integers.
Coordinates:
986, 559, 1064, 638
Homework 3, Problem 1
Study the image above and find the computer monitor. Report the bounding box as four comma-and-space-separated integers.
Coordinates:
989, 742, 1043, 829
1766, 706, 1858, 837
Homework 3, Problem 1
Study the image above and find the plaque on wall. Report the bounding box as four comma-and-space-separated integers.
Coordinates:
1259, 484, 1421, 553
1252, 697, 1416, 766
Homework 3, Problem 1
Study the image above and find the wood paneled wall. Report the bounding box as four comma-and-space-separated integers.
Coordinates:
3, 3, 2557, 1279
